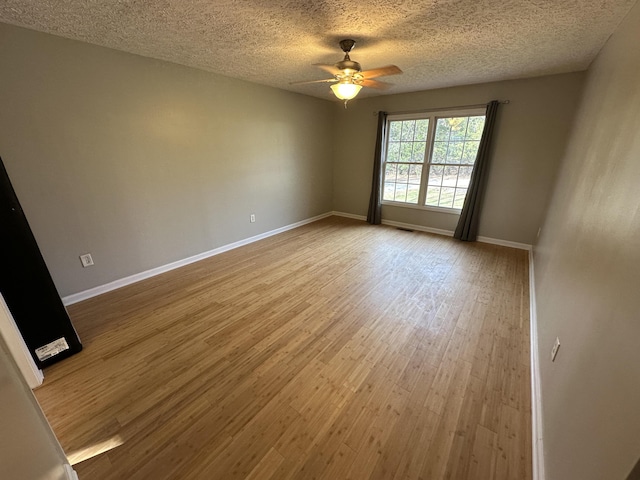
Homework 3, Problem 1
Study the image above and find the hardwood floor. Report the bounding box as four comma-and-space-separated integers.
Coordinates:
35, 216, 532, 479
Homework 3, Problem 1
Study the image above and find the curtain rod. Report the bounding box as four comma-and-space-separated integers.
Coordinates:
373, 100, 510, 116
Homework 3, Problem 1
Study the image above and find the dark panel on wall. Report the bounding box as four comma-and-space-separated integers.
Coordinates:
0, 157, 81, 368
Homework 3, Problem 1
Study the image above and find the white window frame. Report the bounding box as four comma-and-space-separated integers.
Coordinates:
381, 107, 486, 215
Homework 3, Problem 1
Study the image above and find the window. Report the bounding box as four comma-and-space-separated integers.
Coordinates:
382, 109, 486, 212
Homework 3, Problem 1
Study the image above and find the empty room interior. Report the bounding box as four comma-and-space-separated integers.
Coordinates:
1, 1, 639, 479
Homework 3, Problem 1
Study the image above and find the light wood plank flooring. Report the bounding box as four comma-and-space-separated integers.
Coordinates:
35, 216, 532, 479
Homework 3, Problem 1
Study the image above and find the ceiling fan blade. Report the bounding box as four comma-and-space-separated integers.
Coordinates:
289, 78, 337, 86
313, 63, 341, 75
360, 79, 393, 90
360, 65, 403, 79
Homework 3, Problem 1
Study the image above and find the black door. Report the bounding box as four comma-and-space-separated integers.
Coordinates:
0, 156, 82, 368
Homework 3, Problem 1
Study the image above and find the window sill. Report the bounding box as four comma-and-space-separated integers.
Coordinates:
382, 201, 462, 216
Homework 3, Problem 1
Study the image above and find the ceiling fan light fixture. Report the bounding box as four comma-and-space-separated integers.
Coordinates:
330, 81, 362, 101
291, 38, 402, 108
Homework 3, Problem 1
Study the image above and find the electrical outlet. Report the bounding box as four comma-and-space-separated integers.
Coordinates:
79, 253, 94, 268
551, 337, 560, 362
250, 214, 256, 223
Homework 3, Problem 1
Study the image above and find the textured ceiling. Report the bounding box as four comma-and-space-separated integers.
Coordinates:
0, 0, 636, 101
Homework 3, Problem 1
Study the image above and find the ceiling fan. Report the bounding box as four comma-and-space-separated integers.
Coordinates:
291, 39, 403, 107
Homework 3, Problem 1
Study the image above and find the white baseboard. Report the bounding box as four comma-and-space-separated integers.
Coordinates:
331, 211, 366, 221
529, 249, 545, 480
331, 211, 532, 250
381, 219, 455, 237
63, 210, 531, 310
64, 464, 79, 480
477, 235, 532, 251
62, 212, 333, 306
332, 211, 453, 236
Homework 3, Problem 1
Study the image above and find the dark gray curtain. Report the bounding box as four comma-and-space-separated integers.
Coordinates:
367, 111, 387, 224
454, 100, 500, 241
626, 456, 640, 480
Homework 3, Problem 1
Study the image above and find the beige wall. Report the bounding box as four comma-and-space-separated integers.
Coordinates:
0, 23, 334, 297
0, 22, 587, 299
332, 73, 585, 244
533, 2, 640, 479
3, 8, 640, 479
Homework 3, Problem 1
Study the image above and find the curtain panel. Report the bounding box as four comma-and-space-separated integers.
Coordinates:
454, 100, 500, 241
367, 111, 387, 225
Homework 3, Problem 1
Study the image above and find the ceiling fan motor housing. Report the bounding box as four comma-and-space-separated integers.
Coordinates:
335, 58, 362, 74
336, 39, 361, 74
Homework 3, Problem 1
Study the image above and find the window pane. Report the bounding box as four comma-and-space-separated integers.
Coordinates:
458, 166, 473, 188
407, 185, 420, 204
466, 116, 485, 140
389, 122, 402, 142
387, 142, 400, 162
385, 163, 397, 182
396, 164, 409, 182
408, 164, 422, 184
415, 119, 429, 141
443, 165, 459, 186
440, 187, 455, 208
447, 142, 464, 163
461, 141, 480, 164
400, 143, 413, 162
453, 188, 467, 208
412, 142, 426, 162
400, 120, 416, 141
426, 186, 441, 206
449, 117, 469, 140
428, 165, 444, 186
383, 183, 395, 201
385, 113, 484, 210
432, 142, 447, 163
435, 119, 450, 141
394, 183, 408, 202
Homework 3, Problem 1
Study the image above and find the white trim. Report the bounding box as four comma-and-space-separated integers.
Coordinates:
387, 106, 486, 121
64, 464, 79, 480
331, 211, 366, 221
477, 235, 532, 251
529, 248, 545, 480
0, 295, 43, 388
332, 211, 454, 237
381, 200, 462, 216
62, 212, 333, 306
383, 109, 486, 211
332, 212, 532, 250
332, 211, 455, 237
381, 219, 455, 237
